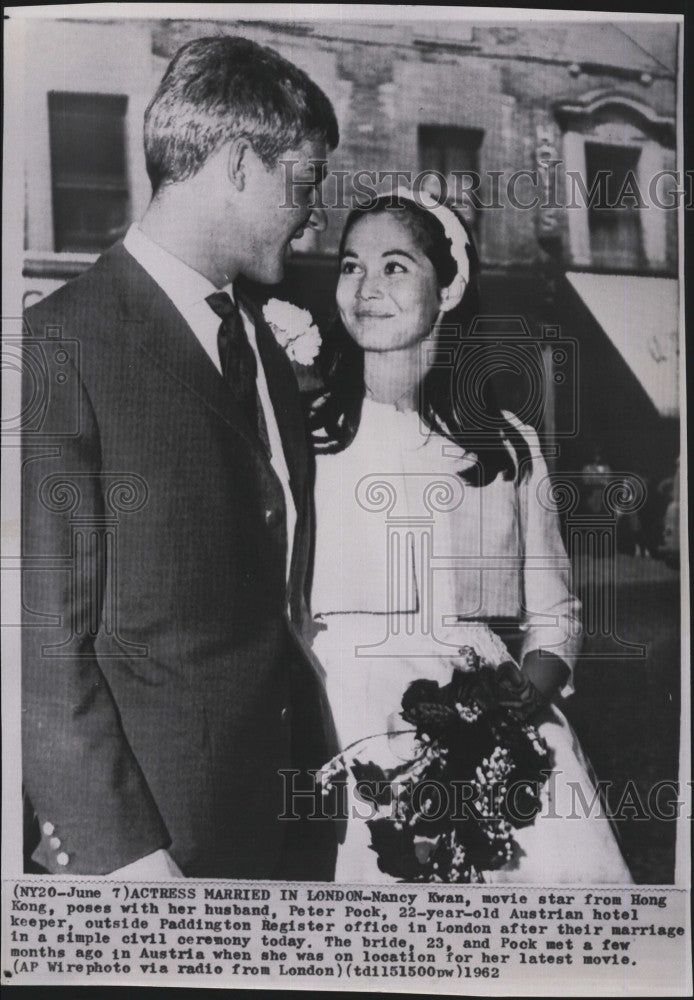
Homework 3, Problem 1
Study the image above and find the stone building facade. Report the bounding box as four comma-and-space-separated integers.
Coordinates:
19, 15, 681, 479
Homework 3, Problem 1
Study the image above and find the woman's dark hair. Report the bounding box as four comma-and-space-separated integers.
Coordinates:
310, 195, 531, 486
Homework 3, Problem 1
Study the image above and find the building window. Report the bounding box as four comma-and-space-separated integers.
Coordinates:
48, 92, 129, 253
556, 92, 675, 272
418, 125, 483, 233
584, 142, 644, 269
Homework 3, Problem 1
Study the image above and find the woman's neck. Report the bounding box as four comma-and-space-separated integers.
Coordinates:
363, 345, 426, 412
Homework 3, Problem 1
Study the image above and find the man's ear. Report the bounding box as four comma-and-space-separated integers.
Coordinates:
227, 138, 252, 192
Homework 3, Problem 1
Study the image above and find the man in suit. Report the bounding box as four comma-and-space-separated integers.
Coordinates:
22, 35, 339, 880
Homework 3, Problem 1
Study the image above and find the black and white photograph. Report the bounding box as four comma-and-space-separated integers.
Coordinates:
1, 3, 690, 994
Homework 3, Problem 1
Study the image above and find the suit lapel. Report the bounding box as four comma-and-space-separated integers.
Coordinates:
110, 243, 310, 593
239, 293, 313, 620
106, 244, 320, 690
239, 291, 307, 512
110, 243, 264, 456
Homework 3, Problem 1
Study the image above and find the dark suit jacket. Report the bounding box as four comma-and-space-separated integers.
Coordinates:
22, 241, 335, 877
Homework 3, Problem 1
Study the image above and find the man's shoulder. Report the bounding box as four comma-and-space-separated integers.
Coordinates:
25, 241, 142, 327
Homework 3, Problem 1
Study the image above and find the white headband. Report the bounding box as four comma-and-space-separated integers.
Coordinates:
393, 186, 471, 303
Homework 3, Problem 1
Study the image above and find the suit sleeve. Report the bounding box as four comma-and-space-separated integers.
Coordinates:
22, 339, 170, 874
510, 417, 583, 697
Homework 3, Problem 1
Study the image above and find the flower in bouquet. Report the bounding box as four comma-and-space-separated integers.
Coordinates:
320, 646, 553, 883
262, 298, 321, 365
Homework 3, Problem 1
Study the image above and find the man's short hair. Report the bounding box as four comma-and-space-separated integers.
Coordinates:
144, 35, 339, 193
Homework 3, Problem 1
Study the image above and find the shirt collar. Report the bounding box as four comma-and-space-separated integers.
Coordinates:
123, 223, 234, 311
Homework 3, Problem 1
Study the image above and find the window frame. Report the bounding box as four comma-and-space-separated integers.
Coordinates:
47, 90, 130, 254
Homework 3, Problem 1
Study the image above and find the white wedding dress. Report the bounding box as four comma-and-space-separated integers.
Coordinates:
312, 398, 632, 884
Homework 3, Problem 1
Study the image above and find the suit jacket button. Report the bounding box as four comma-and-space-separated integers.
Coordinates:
56, 852, 69, 866
42, 821, 55, 836
280, 707, 290, 723
49, 837, 61, 850
265, 508, 276, 526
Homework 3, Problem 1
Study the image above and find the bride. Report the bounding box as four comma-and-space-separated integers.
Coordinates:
309, 190, 631, 884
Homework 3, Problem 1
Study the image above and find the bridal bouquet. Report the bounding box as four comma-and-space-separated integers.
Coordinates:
320, 647, 552, 883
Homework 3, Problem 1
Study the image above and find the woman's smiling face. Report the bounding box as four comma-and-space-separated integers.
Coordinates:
336, 212, 442, 353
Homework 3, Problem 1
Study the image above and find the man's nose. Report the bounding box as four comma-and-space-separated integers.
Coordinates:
306, 206, 327, 232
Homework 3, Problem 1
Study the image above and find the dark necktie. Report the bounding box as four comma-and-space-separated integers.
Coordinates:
206, 290, 271, 455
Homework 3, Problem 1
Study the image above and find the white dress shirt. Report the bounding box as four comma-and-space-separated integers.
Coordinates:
123, 224, 296, 573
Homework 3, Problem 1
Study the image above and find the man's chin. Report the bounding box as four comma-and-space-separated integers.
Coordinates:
246, 260, 285, 287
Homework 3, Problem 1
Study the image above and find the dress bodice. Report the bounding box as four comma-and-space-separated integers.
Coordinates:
312, 398, 582, 691
313, 398, 519, 613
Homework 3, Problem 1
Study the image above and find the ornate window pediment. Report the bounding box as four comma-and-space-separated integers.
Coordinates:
555, 90, 675, 271
555, 89, 675, 145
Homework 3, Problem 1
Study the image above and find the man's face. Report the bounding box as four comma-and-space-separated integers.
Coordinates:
239, 138, 328, 284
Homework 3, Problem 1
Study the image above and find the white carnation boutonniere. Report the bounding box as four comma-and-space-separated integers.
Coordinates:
262, 298, 321, 366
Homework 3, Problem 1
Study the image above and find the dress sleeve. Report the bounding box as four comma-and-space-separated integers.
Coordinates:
504, 413, 583, 697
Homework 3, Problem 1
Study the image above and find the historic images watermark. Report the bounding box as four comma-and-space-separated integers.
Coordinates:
280, 164, 694, 212
279, 770, 690, 824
